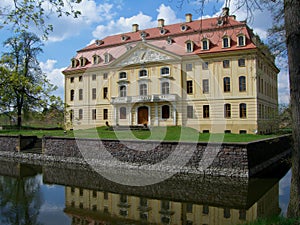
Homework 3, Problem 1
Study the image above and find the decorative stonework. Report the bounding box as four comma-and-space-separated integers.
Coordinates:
117, 48, 173, 66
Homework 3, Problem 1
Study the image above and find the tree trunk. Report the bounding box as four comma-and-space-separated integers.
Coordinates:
285, 0, 300, 218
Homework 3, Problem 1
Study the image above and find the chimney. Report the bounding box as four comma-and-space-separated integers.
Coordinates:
158, 19, 165, 27
185, 13, 192, 22
132, 24, 139, 32
222, 7, 229, 17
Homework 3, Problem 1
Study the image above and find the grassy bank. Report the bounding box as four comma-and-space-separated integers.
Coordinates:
0, 126, 277, 142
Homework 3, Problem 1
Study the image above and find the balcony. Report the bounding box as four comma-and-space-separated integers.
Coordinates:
111, 94, 178, 104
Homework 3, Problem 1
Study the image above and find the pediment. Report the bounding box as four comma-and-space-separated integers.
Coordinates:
113, 43, 180, 67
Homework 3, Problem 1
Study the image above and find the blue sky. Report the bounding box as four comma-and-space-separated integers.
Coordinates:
0, 0, 289, 104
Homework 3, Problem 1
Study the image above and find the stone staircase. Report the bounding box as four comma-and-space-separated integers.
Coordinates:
21, 138, 42, 154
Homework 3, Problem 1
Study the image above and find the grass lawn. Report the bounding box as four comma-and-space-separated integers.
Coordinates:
0, 126, 278, 143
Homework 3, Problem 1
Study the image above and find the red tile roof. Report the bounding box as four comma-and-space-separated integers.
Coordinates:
63, 15, 257, 73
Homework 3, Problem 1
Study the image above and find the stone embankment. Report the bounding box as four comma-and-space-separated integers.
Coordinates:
0, 134, 292, 178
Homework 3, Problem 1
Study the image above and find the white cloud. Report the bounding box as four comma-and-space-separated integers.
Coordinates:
45, 0, 115, 42
278, 69, 290, 104
92, 4, 182, 40
40, 59, 65, 99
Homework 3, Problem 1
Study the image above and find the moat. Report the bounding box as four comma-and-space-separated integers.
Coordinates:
0, 159, 291, 225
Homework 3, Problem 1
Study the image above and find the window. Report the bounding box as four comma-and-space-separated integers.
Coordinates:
140, 198, 148, 207
186, 41, 193, 52
119, 209, 128, 217
223, 77, 231, 92
104, 53, 111, 63
161, 201, 170, 211
139, 69, 147, 77
92, 74, 96, 80
181, 24, 187, 31
224, 104, 231, 118
239, 76, 246, 92
187, 203, 193, 213
79, 109, 83, 120
103, 73, 108, 79
240, 103, 247, 118
186, 63, 193, 71
119, 85, 127, 97
223, 60, 230, 68
92, 109, 96, 120
161, 82, 170, 94
239, 210, 246, 220
203, 105, 209, 118
224, 208, 231, 218
79, 76, 82, 82
120, 194, 127, 203
93, 190, 97, 198
240, 130, 247, 134
187, 80, 193, 94
103, 109, 108, 120
202, 62, 209, 70
103, 87, 108, 99
140, 212, 148, 221
80, 188, 83, 196
238, 35, 245, 46
70, 90, 74, 101
139, 84, 147, 96
70, 110, 73, 122
80, 57, 86, 67
92, 88, 96, 100
161, 67, 170, 76
71, 59, 78, 68
162, 105, 170, 119
119, 72, 127, 79
187, 106, 193, 118
104, 191, 108, 200
93, 55, 99, 64
223, 36, 230, 48
202, 39, 209, 50
120, 107, 126, 119
202, 79, 209, 93
78, 89, 83, 100
70, 77, 74, 83
203, 205, 209, 214
238, 58, 245, 67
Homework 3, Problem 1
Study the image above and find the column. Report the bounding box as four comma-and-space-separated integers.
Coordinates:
173, 102, 177, 125
114, 105, 118, 126
154, 103, 159, 126
129, 105, 132, 125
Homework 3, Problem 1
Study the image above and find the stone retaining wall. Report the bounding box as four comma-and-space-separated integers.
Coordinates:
0, 135, 19, 152
42, 135, 292, 177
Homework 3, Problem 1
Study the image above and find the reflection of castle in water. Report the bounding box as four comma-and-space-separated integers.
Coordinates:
65, 183, 280, 225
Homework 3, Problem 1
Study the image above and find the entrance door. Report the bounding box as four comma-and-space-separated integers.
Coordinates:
138, 106, 148, 125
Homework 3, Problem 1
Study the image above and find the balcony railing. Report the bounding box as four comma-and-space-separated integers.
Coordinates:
111, 94, 177, 104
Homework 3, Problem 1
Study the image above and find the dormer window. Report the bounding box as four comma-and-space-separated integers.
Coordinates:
92, 55, 100, 65
160, 28, 166, 35
140, 31, 147, 40
237, 34, 246, 46
181, 24, 188, 31
222, 36, 230, 48
121, 35, 129, 41
95, 40, 104, 46
104, 53, 111, 64
119, 71, 127, 80
185, 40, 194, 53
202, 38, 210, 50
71, 58, 78, 68
167, 36, 173, 45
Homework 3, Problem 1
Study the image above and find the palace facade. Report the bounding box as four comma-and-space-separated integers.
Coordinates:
63, 9, 279, 134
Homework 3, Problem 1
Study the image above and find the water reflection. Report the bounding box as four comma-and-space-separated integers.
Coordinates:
0, 160, 290, 225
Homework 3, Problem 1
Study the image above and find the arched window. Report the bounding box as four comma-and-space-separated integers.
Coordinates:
224, 104, 231, 118
139, 84, 147, 96
223, 36, 230, 48
238, 35, 246, 46
161, 67, 170, 76
223, 77, 231, 92
93, 55, 99, 64
78, 109, 83, 120
239, 76, 246, 92
139, 69, 147, 77
161, 82, 170, 94
119, 85, 126, 97
186, 41, 193, 52
71, 59, 78, 68
240, 103, 247, 118
119, 72, 127, 79
120, 107, 126, 119
79, 89, 83, 100
162, 105, 170, 119
70, 90, 74, 101
79, 57, 86, 67
202, 39, 209, 50
69, 110, 74, 122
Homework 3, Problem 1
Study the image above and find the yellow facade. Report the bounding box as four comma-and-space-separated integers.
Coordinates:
63, 13, 279, 134
65, 183, 280, 225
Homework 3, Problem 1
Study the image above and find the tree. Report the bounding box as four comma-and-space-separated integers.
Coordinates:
0, 0, 81, 39
0, 32, 58, 127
